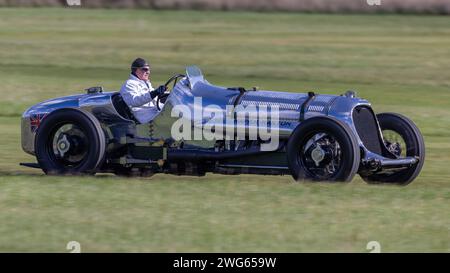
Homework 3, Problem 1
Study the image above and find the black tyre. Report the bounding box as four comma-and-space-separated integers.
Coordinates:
287, 116, 360, 182
361, 113, 425, 185
35, 109, 106, 175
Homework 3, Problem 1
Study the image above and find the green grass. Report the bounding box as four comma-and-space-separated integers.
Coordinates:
0, 7, 449, 252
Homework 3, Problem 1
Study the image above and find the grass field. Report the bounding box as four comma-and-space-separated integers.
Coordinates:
0, 7, 449, 252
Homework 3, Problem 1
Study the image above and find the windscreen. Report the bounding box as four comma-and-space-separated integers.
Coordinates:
186, 65, 204, 89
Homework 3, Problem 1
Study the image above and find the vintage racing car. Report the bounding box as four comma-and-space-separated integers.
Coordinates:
21, 66, 425, 184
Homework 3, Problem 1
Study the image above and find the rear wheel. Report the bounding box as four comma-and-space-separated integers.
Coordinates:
287, 117, 360, 182
35, 109, 106, 175
361, 113, 425, 185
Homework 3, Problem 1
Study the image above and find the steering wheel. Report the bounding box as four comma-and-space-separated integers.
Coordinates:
156, 74, 185, 111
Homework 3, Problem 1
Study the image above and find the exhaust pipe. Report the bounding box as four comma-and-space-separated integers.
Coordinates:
167, 146, 277, 161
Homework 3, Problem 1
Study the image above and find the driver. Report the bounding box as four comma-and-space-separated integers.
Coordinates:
120, 58, 167, 123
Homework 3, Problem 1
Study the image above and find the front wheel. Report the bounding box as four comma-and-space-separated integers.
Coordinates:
287, 116, 360, 182
361, 113, 425, 185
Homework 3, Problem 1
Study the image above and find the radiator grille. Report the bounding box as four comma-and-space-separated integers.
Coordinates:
352, 106, 382, 154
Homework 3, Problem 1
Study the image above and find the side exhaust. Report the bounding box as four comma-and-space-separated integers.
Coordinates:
167, 146, 278, 161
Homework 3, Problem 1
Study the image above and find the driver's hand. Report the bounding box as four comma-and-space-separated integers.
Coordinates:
155, 85, 167, 95
150, 85, 167, 98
